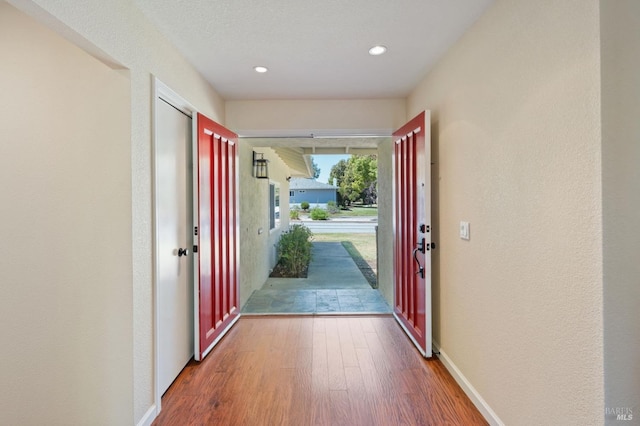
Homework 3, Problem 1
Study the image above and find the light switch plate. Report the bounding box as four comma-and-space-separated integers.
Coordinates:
460, 221, 470, 240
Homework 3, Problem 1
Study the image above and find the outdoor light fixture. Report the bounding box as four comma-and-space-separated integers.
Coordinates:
253, 151, 269, 179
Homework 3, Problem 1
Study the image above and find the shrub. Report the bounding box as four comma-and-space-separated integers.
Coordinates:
276, 225, 313, 277
327, 200, 339, 214
300, 201, 310, 211
310, 207, 329, 220
290, 209, 300, 220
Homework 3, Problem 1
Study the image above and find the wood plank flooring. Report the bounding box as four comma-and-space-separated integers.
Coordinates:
152, 316, 487, 426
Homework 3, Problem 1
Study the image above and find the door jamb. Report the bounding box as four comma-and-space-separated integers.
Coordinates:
151, 77, 198, 416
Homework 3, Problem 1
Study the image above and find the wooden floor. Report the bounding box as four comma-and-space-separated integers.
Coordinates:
153, 316, 487, 426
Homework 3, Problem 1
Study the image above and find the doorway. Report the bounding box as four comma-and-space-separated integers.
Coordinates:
237, 116, 432, 357
242, 151, 389, 315
153, 81, 243, 411
153, 80, 196, 403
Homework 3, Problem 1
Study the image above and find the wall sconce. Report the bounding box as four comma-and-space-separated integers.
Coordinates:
253, 151, 269, 179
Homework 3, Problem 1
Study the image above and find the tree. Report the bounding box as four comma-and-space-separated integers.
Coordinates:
329, 159, 348, 186
310, 156, 321, 179
363, 181, 377, 205
329, 159, 349, 206
329, 155, 377, 206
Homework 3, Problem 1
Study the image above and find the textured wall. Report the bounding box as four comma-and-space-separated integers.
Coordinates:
6, 0, 226, 423
238, 146, 290, 306
601, 1, 640, 422
407, 1, 604, 424
376, 140, 394, 305
0, 3, 132, 423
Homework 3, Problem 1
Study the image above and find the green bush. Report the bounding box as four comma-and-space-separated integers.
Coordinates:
310, 207, 329, 220
276, 225, 313, 277
300, 201, 310, 211
290, 209, 300, 220
327, 200, 339, 214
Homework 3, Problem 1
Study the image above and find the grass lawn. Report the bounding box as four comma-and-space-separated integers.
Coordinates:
331, 205, 378, 218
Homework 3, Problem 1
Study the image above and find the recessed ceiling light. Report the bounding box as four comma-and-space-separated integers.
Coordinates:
254, 66, 268, 73
368, 45, 387, 56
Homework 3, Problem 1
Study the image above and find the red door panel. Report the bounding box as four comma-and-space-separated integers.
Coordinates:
393, 111, 432, 357
194, 112, 240, 361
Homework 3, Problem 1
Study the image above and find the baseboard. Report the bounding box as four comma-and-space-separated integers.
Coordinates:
432, 341, 505, 426
136, 405, 157, 426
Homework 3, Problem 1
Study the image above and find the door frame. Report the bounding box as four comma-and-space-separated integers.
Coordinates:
152, 78, 198, 414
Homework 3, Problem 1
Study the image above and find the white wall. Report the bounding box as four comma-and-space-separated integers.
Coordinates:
5, 0, 226, 423
0, 3, 132, 424
407, 1, 604, 424
601, 1, 640, 422
226, 99, 406, 136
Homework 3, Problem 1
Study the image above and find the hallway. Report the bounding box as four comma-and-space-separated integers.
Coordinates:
152, 316, 487, 425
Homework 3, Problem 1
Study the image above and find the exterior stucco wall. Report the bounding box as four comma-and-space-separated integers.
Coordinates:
239, 147, 290, 306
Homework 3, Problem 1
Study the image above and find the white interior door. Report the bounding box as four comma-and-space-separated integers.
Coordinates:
156, 98, 194, 395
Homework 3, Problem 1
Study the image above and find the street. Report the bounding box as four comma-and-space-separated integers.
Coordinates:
295, 219, 377, 234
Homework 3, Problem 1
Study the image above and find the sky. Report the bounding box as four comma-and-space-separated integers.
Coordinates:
312, 155, 350, 184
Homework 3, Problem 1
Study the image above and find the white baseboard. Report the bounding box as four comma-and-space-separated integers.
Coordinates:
136, 405, 157, 426
432, 341, 505, 426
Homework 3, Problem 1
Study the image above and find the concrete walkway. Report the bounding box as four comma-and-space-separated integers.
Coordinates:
242, 242, 391, 314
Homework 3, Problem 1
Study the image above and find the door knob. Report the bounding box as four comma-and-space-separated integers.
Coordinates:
178, 248, 189, 257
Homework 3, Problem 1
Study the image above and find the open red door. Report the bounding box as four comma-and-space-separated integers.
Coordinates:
193, 113, 240, 361
393, 111, 432, 358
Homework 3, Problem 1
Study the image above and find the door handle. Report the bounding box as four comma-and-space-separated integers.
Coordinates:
412, 247, 424, 279
177, 248, 189, 257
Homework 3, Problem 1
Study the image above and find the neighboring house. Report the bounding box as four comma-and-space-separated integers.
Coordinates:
289, 178, 337, 207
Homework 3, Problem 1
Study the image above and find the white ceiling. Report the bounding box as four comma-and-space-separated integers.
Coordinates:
133, 0, 494, 100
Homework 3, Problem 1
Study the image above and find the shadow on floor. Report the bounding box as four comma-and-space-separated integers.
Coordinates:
242, 242, 391, 315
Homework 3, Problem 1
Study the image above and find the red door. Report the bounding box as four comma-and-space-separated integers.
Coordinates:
193, 113, 240, 361
393, 111, 432, 357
